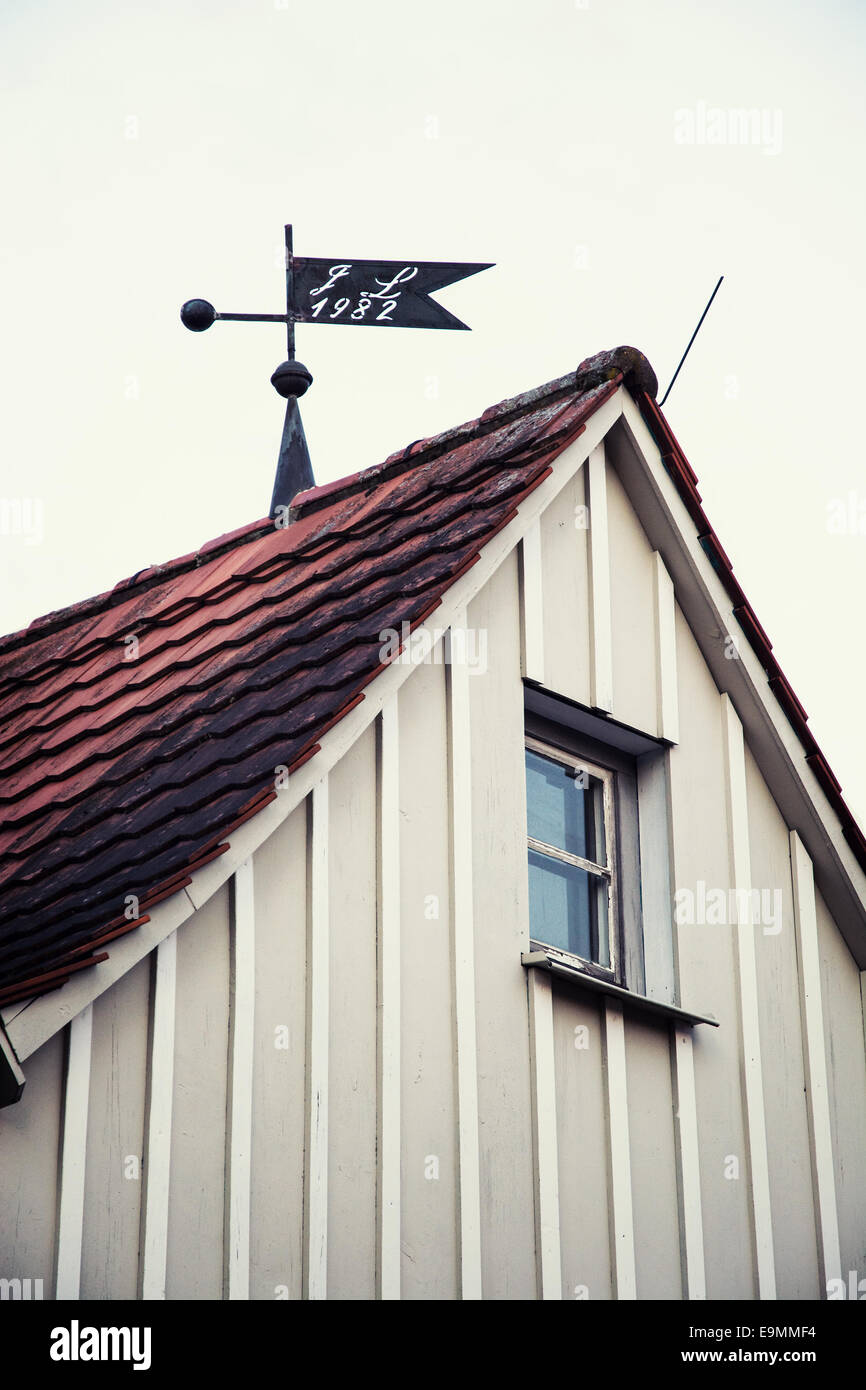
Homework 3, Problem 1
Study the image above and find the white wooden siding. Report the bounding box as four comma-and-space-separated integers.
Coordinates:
815, 884, 866, 1282
721, 694, 776, 1300
790, 830, 840, 1295
250, 802, 307, 1301
81, 957, 150, 1300
603, 999, 636, 1299
305, 779, 329, 1300
55, 1004, 92, 1299
399, 657, 460, 1299
745, 756, 819, 1299
527, 968, 562, 1298
668, 607, 756, 1298
141, 932, 177, 1301
328, 728, 378, 1299
227, 860, 255, 1300
671, 1027, 706, 1299
519, 518, 545, 685
377, 705, 401, 1300
165, 888, 230, 1299
446, 610, 483, 1299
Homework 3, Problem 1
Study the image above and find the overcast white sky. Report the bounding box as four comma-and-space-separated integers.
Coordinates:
1, 0, 864, 827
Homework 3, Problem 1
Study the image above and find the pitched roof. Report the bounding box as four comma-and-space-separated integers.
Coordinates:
0, 345, 862, 1011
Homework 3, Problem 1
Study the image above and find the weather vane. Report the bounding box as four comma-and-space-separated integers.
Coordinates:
181, 225, 493, 516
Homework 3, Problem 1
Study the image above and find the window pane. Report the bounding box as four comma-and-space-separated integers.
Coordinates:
529, 849, 610, 964
525, 748, 605, 864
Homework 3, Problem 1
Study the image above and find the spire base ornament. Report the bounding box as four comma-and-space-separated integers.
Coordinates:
270, 360, 313, 399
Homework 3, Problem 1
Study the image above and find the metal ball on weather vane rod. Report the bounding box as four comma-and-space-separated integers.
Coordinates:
180, 299, 217, 332
270, 360, 313, 399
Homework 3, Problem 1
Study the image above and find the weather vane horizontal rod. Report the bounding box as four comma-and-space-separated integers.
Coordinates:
216, 312, 288, 323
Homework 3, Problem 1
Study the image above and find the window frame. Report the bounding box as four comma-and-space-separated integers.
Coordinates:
524, 732, 623, 985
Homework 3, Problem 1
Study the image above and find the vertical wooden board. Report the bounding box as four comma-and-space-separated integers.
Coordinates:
446, 612, 483, 1298
637, 751, 676, 1004
327, 726, 378, 1300
672, 1027, 707, 1299
743, 747, 819, 1298
653, 553, 680, 743
668, 606, 754, 1299
165, 883, 231, 1299
227, 860, 255, 1300
0, 1028, 63, 1295
80, 956, 151, 1299
722, 698, 775, 1300
398, 658, 458, 1299
606, 460, 658, 735
55, 1005, 92, 1299
378, 702, 401, 1298
250, 802, 307, 1301
528, 970, 562, 1298
624, 1014, 682, 1299
551, 985, 611, 1300
467, 554, 537, 1299
539, 469, 592, 708
815, 888, 866, 1282
519, 519, 545, 685
586, 444, 613, 713
141, 934, 176, 1299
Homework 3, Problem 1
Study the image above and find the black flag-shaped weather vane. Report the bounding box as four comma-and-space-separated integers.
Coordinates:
181, 225, 493, 517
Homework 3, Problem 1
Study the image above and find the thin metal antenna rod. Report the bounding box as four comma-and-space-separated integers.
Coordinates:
659, 275, 724, 408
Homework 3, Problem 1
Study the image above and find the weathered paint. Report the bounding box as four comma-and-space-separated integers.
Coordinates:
668, 607, 755, 1299
607, 458, 658, 734
81, 957, 150, 1300
538, 470, 591, 707
0, 1029, 63, 1293
553, 984, 612, 1300
625, 1013, 682, 1299
398, 658, 459, 1300
816, 885, 866, 1283
328, 728, 378, 1300
745, 754, 819, 1299
165, 886, 230, 1299
250, 803, 307, 1301
468, 555, 537, 1298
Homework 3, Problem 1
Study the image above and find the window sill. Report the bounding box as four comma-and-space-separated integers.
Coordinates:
521, 949, 719, 1027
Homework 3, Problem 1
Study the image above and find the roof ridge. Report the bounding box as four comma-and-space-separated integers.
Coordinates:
288, 345, 655, 522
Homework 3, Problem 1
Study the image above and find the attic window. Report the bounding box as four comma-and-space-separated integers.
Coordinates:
525, 738, 617, 979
